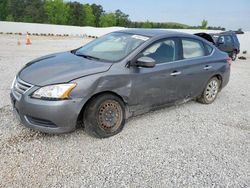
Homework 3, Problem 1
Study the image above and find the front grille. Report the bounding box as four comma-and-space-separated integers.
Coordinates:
12, 77, 33, 100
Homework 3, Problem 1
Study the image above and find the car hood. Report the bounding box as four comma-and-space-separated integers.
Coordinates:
18, 52, 112, 86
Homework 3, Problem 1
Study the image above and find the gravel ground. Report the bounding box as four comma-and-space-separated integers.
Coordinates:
0, 35, 249, 187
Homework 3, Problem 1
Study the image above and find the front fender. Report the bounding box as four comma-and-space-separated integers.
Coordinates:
70, 72, 132, 105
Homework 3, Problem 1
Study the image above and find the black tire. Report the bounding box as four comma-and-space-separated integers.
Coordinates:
83, 94, 125, 138
231, 50, 237, 61
198, 77, 221, 104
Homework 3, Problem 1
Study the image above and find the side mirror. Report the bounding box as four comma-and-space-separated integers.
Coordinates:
134, 56, 156, 68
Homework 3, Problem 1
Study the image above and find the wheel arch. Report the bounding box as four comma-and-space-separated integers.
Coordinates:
214, 73, 222, 84
76, 91, 129, 127
199, 73, 223, 98
209, 74, 223, 90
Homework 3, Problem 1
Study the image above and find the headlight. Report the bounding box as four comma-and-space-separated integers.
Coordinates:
11, 76, 16, 89
32, 83, 76, 100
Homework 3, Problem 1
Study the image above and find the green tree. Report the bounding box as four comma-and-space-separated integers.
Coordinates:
91, 4, 104, 27
67, 2, 83, 26
23, 0, 46, 23
142, 20, 152, 28
6, 15, 14, 21
99, 13, 116, 27
0, 0, 222, 30
82, 4, 95, 26
44, 0, 69, 25
200, 19, 208, 29
6, 0, 26, 22
0, 0, 9, 20
115, 9, 130, 27
1, 0, 46, 23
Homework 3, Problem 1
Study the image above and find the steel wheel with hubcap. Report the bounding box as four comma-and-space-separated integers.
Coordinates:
84, 94, 125, 138
198, 77, 221, 104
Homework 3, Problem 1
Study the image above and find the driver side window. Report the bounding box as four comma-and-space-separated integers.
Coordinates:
142, 39, 176, 64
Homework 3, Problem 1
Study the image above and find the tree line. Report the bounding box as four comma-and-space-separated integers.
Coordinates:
0, 0, 225, 30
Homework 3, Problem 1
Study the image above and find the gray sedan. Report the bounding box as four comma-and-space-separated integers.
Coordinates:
10, 29, 231, 138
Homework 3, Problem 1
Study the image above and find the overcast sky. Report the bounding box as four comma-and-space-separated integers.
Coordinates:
74, 0, 250, 31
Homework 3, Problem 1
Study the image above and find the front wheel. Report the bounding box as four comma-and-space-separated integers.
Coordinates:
198, 77, 221, 104
83, 94, 125, 138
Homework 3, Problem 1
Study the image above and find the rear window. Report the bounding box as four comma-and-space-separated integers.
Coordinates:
224, 35, 233, 44
232, 35, 239, 44
182, 39, 205, 59
205, 43, 213, 55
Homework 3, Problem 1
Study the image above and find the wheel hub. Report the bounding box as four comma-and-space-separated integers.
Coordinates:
98, 100, 122, 132
205, 80, 219, 101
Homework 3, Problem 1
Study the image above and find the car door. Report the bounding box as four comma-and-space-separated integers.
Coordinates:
175, 38, 215, 99
224, 35, 234, 52
128, 38, 184, 112
217, 35, 234, 52
217, 35, 227, 52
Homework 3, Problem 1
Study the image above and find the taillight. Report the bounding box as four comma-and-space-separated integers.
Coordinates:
226, 57, 232, 65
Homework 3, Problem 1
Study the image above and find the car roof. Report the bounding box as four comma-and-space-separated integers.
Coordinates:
115, 29, 193, 38
220, 31, 237, 35
210, 31, 237, 36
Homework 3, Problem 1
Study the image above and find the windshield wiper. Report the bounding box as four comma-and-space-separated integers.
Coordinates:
75, 53, 101, 61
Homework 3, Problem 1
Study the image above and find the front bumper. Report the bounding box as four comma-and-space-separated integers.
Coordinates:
10, 88, 84, 134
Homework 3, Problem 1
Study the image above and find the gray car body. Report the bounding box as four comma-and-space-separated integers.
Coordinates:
11, 29, 230, 134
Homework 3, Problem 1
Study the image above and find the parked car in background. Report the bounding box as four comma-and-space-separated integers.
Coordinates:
196, 31, 240, 61
10, 29, 231, 138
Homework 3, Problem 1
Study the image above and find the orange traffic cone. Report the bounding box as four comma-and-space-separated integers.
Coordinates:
17, 39, 21, 46
26, 34, 31, 45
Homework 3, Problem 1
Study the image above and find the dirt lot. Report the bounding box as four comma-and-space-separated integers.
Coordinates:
0, 35, 249, 187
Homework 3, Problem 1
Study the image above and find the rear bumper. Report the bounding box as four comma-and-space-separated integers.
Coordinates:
221, 65, 230, 89
10, 92, 84, 134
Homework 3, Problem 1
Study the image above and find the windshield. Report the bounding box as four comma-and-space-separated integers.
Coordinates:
75, 32, 149, 62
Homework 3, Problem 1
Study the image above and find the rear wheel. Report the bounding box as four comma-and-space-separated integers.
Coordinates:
83, 94, 125, 138
198, 77, 221, 104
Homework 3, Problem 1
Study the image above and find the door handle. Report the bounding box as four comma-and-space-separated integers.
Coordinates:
170, 71, 182, 76
204, 65, 212, 70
